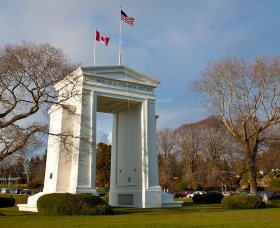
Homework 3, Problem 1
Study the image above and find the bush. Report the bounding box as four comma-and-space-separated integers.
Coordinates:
0, 197, 15, 208
102, 193, 109, 204
268, 172, 276, 180
257, 186, 265, 191
270, 178, 280, 188
241, 172, 249, 183
221, 194, 265, 209
205, 192, 224, 204
175, 182, 186, 192
192, 194, 206, 203
28, 181, 42, 189
192, 192, 224, 204
37, 193, 114, 216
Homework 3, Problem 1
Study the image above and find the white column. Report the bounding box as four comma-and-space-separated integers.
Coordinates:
110, 113, 118, 189
43, 105, 76, 193
43, 105, 63, 193
142, 98, 161, 208
75, 89, 97, 194
90, 92, 97, 190
147, 99, 160, 187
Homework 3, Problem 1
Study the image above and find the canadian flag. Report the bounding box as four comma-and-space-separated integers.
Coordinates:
96, 30, 110, 46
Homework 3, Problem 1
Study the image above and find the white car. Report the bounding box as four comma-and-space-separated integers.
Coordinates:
222, 191, 230, 196
0, 188, 10, 194
189, 191, 206, 198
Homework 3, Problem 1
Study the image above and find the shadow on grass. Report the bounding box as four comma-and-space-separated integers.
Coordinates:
113, 203, 225, 216
0, 207, 37, 217
113, 200, 280, 216
267, 200, 280, 208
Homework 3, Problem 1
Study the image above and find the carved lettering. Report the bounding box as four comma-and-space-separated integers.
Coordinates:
85, 77, 153, 92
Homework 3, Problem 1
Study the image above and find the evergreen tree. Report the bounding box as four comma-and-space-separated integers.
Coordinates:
96, 143, 111, 187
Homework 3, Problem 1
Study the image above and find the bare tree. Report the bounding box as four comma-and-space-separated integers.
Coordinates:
0, 42, 78, 161
175, 126, 201, 176
256, 126, 280, 172
157, 128, 176, 186
186, 170, 208, 190
0, 157, 14, 184
196, 57, 280, 196
201, 125, 230, 174
206, 171, 238, 190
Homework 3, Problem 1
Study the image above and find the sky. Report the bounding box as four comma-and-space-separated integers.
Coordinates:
1, 0, 280, 142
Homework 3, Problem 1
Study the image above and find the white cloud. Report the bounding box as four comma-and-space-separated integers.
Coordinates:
1, 0, 280, 132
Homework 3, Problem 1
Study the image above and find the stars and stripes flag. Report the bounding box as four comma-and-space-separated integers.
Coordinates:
121, 10, 135, 26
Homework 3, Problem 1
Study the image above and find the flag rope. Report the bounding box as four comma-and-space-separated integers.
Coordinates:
118, 6, 122, 65
94, 28, 97, 66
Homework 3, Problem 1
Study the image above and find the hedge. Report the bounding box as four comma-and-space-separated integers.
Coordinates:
192, 192, 224, 204
0, 196, 15, 208
270, 178, 280, 187
205, 192, 224, 203
37, 193, 114, 216
192, 194, 206, 203
221, 194, 265, 209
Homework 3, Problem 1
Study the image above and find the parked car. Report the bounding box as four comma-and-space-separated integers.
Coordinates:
173, 192, 182, 198
180, 191, 192, 198
238, 190, 251, 195
10, 188, 21, 194
188, 191, 206, 198
0, 188, 10, 194
20, 189, 32, 195
222, 190, 235, 196
272, 191, 280, 200
222, 191, 230, 196
257, 191, 272, 200
98, 191, 105, 197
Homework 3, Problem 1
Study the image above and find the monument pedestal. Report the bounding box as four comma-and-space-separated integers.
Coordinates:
18, 192, 45, 212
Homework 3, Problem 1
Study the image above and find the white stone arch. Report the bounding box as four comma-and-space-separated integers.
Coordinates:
18, 66, 182, 212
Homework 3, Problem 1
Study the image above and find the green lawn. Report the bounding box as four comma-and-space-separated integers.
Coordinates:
1, 198, 280, 228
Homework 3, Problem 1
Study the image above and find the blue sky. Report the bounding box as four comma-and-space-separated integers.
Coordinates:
1, 0, 280, 139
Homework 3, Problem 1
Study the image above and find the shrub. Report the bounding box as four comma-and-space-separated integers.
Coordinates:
241, 172, 249, 183
257, 186, 265, 191
0, 197, 15, 208
102, 193, 109, 204
270, 178, 280, 188
175, 182, 186, 192
205, 192, 224, 204
28, 181, 42, 189
268, 172, 276, 180
37, 193, 114, 216
221, 194, 265, 209
192, 192, 224, 204
192, 194, 206, 203
16, 184, 28, 189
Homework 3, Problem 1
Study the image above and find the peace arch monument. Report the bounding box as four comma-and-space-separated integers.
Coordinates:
18, 66, 181, 212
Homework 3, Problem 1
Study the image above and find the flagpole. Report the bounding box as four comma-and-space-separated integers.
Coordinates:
94, 28, 97, 66
118, 6, 122, 66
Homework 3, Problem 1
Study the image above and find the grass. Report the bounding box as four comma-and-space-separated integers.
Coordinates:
1, 198, 280, 227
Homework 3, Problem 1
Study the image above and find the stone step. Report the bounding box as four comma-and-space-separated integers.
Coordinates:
17, 203, 38, 212
162, 202, 183, 207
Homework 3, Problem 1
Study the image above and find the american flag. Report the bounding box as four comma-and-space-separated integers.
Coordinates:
121, 10, 135, 26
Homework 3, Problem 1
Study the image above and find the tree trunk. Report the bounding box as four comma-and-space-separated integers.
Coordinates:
247, 161, 258, 196
245, 139, 258, 196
